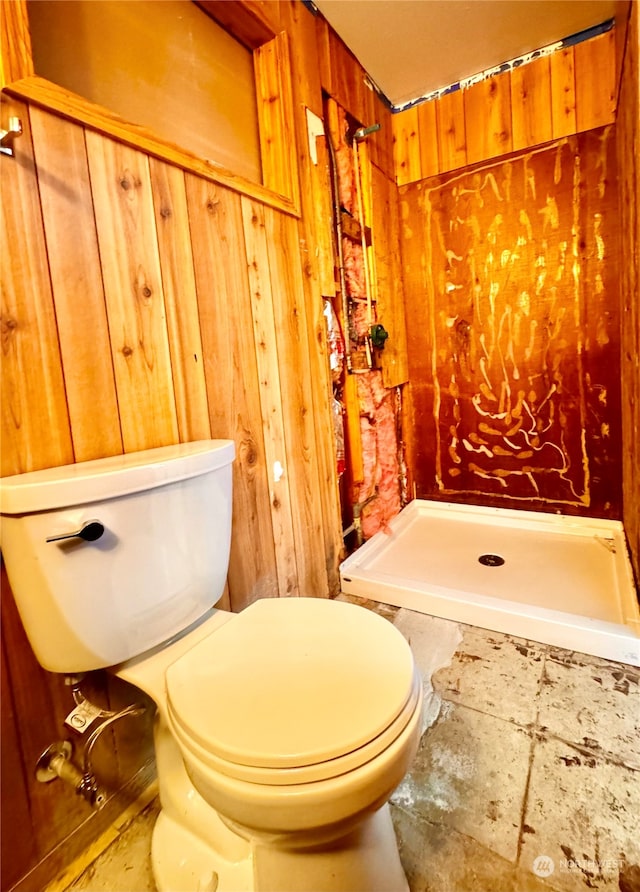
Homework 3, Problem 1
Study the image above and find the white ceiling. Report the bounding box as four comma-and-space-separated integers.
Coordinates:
313, 0, 618, 107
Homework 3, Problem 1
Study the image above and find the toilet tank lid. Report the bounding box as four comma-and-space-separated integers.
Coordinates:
0, 440, 235, 514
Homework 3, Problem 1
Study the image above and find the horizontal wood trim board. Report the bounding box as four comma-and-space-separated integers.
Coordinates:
196, 0, 276, 50
3, 76, 299, 217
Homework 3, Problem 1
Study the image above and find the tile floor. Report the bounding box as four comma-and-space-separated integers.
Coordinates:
54, 596, 640, 892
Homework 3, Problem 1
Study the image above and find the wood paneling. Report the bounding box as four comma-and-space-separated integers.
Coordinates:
197, 0, 276, 49
85, 132, 180, 453
575, 29, 617, 131
400, 129, 622, 517
149, 159, 212, 443
3, 3, 636, 890
29, 108, 123, 462
616, 0, 640, 585
186, 176, 279, 607
241, 197, 298, 596
370, 162, 409, 387
1, 3, 347, 886
417, 100, 439, 179
263, 206, 330, 594
550, 47, 577, 138
0, 0, 33, 86
392, 105, 421, 185
254, 32, 301, 209
0, 620, 35, 891
327, 28, 368, 128
394, 30, 617, 185
0, 571, 114, 865
436, 90, 467, 174
281, 0, 345, 587
511, 55, 553, 151
0, 97, 74, 475
7, 75, 298, 216
464, 70, 513, 165
315, 9, 395, 182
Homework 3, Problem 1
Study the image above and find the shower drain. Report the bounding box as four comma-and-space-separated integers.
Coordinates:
478, 553, 505, 567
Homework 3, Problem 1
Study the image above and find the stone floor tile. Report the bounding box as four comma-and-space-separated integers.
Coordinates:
537, 652, 640, 769
393, 609, 463, 731
391, 804, 561, 892
56, 603, 640, 892
67, 800, 159, 891
432, 623, 546, 726
520, 735, 640, 892
334, 590, 400, 622
392, 701, 533, 863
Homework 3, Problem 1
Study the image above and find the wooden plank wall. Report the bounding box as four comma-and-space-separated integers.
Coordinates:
616, 1, 640, 586
1, 1, 393, 887
399, 128, 622, 516
314, 12, 409, 393
394, 21, 639, 584
393, 29, 617, 183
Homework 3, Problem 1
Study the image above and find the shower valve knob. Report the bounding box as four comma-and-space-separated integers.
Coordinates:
46, 520, 105, 543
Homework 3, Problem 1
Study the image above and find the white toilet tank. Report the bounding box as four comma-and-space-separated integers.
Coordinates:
0, 440, 235, 673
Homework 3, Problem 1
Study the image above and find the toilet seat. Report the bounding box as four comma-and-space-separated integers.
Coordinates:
165, 598, 419, 784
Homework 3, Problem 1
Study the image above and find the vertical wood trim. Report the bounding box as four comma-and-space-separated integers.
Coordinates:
550, 47, 577, 139
84, 131, 179, 452
575, 30, 617, 130
343, 372, 364, 483
371, 163, 409, 387
374, 100, 395, 182
464, 73, 513, 165
613, 0, 632, 102
241, 197, 298, 595
284, 0, 323, 117
417, 100, 439, 178
0, 574, 98, 857
328, 30, 367, 124
185, 175, 278, 608
281, 0, 344, 591
148, 158, 212, 442
263, 206, 329, 595
363, 79, 380, 170
0, 619, 36, 890
315, 13, 334, 97
0, 0, 33, 86
196, 0, 278, 49
254, 31, 301, 209
393, 105, 421, 186
617, 0, 640, 585
510, 55, 552, 151
30, 108, 123, 462
312, 132, 338, 297
0, 98, 73, 475
436, 90, 467, 174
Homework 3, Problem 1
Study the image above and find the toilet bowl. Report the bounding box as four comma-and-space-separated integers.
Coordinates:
0, 440, 423, 892
118, 597, 423, 890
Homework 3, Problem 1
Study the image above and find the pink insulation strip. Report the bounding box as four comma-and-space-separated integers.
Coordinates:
335, 108, 356, 214
342, 238, 366, 302
355, 372, 401, 539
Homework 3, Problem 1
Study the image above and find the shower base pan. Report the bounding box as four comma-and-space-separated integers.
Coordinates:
340, 500, 640, 667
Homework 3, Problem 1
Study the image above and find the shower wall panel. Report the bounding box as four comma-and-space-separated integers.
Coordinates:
400, 127, 621, 518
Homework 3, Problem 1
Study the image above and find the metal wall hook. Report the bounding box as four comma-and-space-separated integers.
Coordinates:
0, 117, 23, 157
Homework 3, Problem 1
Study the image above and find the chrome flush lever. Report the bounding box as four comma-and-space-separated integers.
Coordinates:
46, 521, 105, 543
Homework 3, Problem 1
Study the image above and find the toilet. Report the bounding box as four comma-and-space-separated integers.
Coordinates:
0, 440, 423, 892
